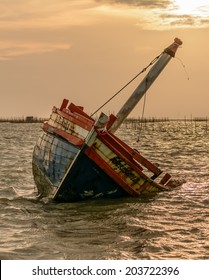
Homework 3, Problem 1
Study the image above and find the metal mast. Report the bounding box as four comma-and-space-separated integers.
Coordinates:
109, 38, 183, 133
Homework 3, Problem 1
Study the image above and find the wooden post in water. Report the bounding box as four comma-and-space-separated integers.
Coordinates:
109, 38, 183, 133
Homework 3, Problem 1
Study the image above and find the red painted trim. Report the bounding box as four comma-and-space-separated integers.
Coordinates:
42, 123, 84, 147
107, 130, 161, 174
110, 131, 161, 174
106, 114, 117, 130
160, 173, 171, 185
148, 179, 168, 191
53, 108, 94, 131
131, 151, 162, 176
97, 130, 162, 176
107, 130, 135, 154
60, 99, 69, 111
84, 146, 140, 196
68, 103, 95, 122
95, 131, 145, 174
84, 145, 167, 194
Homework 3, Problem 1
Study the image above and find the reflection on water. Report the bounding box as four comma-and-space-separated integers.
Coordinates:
0, 121, 209, 259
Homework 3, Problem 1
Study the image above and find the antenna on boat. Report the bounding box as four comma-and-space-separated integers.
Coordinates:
109, 38, 183, 133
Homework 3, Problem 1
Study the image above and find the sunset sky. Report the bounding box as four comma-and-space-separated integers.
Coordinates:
0, 0, 209, 119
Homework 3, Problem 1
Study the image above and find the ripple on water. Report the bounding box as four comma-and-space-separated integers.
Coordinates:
0, 122, 209, 259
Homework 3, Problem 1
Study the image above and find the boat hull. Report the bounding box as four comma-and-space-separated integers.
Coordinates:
53, 146, 128, 201
32, 101, 175, 202
32, 99, 94, 198
32, 132, 79, 198
53, 113, 173, 202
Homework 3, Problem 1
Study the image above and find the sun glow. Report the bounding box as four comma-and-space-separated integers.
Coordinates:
174, 0, 209, 16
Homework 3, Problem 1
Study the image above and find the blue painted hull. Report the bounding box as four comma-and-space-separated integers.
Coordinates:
54, 145, 128, 201
32, 132, 79, 197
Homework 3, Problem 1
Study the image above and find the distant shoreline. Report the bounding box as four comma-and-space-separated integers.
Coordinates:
0, 117, 48, 123
0, 116, 208, 124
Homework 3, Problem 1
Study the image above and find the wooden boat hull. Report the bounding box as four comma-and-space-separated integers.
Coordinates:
53, 146, 129, 201
32, 132, 79, 197
52, 112, 173, 202
32, 101, 175, 201
32, 99, 94, 198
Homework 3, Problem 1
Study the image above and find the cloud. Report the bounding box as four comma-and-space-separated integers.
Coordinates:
160, 13, 196, 26
201, 18, 209, 24
95, 0, 209, 29
0, 0, 208, 32
95, 0, 172, 9
0, 0, 208, 61
0, 41, 71, 60
0, 0, 98, 30
0, 0, 91, 59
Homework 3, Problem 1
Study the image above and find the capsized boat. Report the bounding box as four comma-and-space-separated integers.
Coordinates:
32, 38, 183, 201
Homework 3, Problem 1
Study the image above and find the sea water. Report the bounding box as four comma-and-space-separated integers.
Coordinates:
0, 121, 209, 260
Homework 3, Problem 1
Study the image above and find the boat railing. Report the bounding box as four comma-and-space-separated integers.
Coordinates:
96, 128, 166, 182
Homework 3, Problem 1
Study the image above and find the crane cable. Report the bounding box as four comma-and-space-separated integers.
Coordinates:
90, 52, 163, 117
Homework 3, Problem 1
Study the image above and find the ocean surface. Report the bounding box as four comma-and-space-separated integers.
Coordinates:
0, 120, 209, 260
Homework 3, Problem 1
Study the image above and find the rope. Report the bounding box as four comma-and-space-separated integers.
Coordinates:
175, 57, 190, 80
137, 92, 147, 142
135, 56, 189, 142
90, 53, 163, 117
